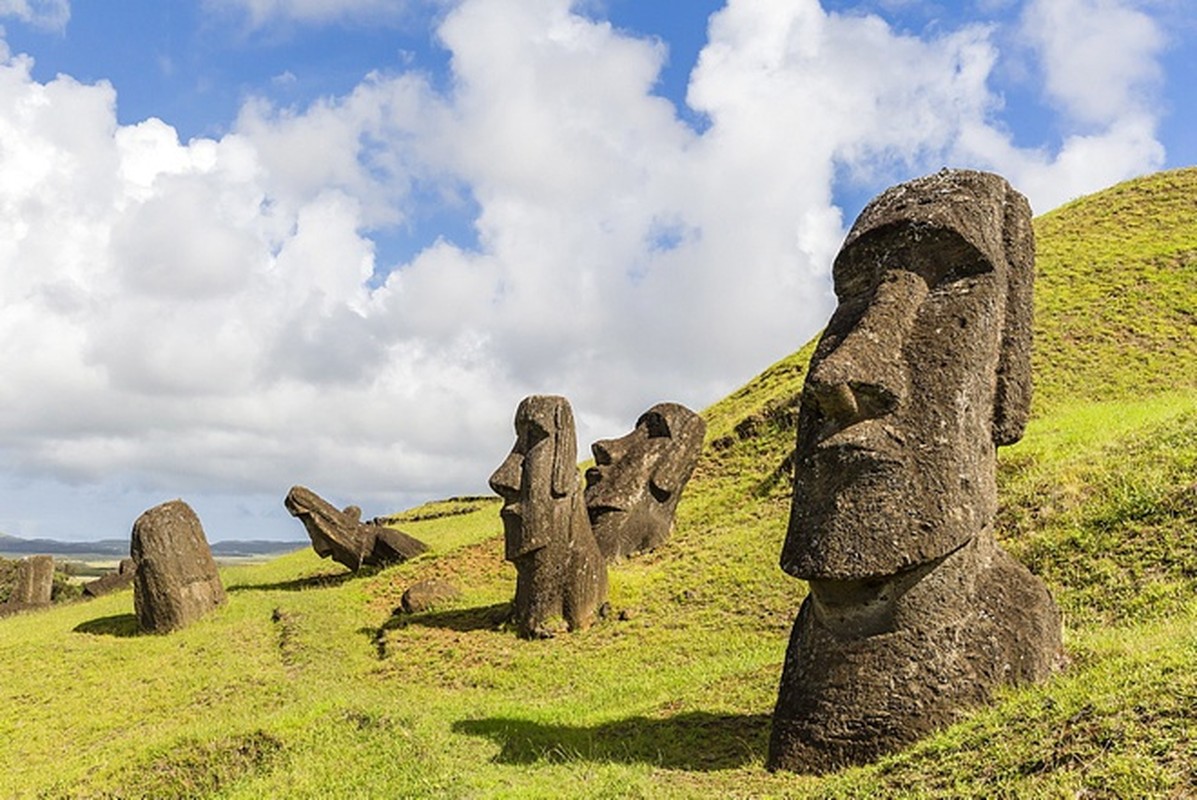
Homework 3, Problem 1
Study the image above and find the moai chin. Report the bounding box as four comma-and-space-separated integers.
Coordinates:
768, 169, 1063, 774
489, 395, 608, 639
584, 402, 706, 561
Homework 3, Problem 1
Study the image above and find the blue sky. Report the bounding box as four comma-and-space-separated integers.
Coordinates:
0, 0, 1192, 542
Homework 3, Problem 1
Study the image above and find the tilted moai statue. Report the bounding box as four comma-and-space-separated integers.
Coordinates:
584, 402, 706, 561
285, 486, 428, 571
489, 395, 608, 638
768, 169, 1063, 773
11, 555, 54, 606
131, 500, 226, 634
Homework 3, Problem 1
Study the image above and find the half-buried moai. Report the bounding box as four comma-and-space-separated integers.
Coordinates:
768, 169, 1063, 773
131, 499, 227, 634
285, 486, 428, 571
584, 403, 706, 561
11, 555, 54, 606
489, 395, 608, 638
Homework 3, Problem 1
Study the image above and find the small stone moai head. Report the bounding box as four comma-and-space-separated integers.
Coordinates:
489, 395, 582, 563
489, 395, 607, 638
782, 168, 1034, 581
584, 402, 706, 561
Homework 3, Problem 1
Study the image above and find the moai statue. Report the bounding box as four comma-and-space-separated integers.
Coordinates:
768, 170, 1063, 773
489, 395, 608, 638
284, 486, 428, 571
584, 402, 706, 561
131, 500, 226, 634
11, 555, 54, 605
83, 558, 137, 598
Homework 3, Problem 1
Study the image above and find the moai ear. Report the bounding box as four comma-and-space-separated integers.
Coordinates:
992, 185, 1035, 446
649, 407, 706, 497
551, 399, 578, 497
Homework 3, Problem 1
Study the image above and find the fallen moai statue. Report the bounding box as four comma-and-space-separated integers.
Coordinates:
131, 499, 227, 634
585, 402, 706, 561
489, 395, 607, 638
83, 558, 137, 598
768, 169, 1063, 773
285, 486, 428, 571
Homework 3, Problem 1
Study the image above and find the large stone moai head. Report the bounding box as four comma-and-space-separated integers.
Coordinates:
769, 170, 1060, 773
783, 168, 1034, 580
131, 499, 226, 634
489, 395, 607, 638
584, 403, 706, 561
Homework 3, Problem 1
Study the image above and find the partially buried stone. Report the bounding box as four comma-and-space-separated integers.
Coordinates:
82, 558, 137, 598
10, 554, 54, 606
284, 486, 428, 571
400, 579, 462, 613
131, 500, 226, 634
768, 169, 1063, 774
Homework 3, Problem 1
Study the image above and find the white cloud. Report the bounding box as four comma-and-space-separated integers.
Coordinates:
1020, 0, 1163, 126
0, 0, 68, 31
204, 0, 413, 29
0, 0, 1177, 540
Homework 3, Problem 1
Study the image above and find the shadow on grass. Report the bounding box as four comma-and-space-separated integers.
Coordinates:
384, 602, 512, 633
453, 711, 769, 771
74, 613, 141, 637
226, 570, 362, 593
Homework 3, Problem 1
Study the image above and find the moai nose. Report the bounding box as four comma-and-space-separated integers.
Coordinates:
806, 269, 926, 427
488, 451, 522, 499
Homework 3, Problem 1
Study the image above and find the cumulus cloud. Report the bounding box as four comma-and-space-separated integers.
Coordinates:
0, 0, 1177, 540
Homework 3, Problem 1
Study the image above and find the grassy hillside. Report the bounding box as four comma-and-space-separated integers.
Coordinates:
1, 169, 1195, 798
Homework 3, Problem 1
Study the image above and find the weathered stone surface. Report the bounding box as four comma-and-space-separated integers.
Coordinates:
584, 402, 706, 561
284, 486, 427, 571
768, 169, 1062, 773
400, 579, 462, 613
489, 395, 608, 638
10, 554, 54, 605
82, 558, 137, 598
131, 500, 226, 634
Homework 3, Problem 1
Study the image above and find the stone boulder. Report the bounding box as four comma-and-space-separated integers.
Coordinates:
400, 579, 462, 613
131, 500, 226, 634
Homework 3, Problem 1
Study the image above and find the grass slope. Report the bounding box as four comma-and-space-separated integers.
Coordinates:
1, 169, 1195, 798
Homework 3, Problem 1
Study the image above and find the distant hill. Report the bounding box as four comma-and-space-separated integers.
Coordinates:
0, 533, 307, 559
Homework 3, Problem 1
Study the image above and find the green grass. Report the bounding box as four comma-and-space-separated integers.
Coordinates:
2, 168, 1197, 797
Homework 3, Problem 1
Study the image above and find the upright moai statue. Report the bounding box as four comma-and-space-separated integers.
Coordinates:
584, 402, 706, 561
285, 486, 428, 571
131, 500, 226, 634
768, 169, 1063, 773
11, 555, 54, 605
489, 395, 608, 638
